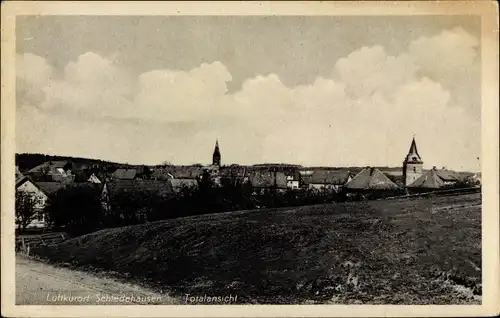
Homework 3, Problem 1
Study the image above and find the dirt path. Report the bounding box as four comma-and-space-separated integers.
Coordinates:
16, 255, 177, 305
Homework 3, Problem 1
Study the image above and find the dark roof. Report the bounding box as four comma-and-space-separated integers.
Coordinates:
73, 170, 92, 182
35, 182, 69, 195
407, 169, 445, 189
284, 170, 301, 180
104, 179, 174, 197
112, 168, 137, 180
219, 166, 251, 178
435, 169, 460, 182
16, 176, 29, 187
345, 167, 400, 190
301, 170, 350, 185
152, 166, 203, 179
26, 161, 69, 174
248, 171, 288, 188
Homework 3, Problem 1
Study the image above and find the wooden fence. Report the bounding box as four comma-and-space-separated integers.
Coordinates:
378, 186, 481, 201
15, 232, 68, 255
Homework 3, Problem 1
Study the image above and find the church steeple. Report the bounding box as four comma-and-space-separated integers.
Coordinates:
403, 136, 424, 187
212, 138, 221, 166
404, 136, 423, 164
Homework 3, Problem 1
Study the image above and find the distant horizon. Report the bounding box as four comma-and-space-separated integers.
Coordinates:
15, 152, 480, 173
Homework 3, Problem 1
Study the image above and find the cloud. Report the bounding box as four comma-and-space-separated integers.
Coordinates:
334, 46, 418, 100
132, 61, 233, 122
15, 26, 481, 171
408, 26, 481, 118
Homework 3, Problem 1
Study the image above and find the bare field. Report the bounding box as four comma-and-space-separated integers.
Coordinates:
30, 193, 481, 304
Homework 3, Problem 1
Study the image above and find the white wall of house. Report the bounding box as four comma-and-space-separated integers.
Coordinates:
287, 180, 300, 189
17, 180, 48, 228
88, 173, 102, 184
308, 183, 342, 192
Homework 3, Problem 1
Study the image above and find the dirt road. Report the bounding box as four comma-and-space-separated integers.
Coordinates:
16, 255, 177, 305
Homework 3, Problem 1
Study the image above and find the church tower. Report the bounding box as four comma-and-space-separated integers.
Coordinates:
403, 137, 424, 187
212, 139, 221, 167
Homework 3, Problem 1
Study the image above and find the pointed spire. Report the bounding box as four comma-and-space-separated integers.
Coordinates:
408, 136, 419, 156
405, 136, 423, 163
212, 138, 221, 166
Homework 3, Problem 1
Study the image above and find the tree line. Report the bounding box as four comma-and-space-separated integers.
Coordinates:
16, 171, 479, 236
16, 172, 346, 236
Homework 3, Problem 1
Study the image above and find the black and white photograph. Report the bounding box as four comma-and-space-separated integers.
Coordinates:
1, 1, 499, 317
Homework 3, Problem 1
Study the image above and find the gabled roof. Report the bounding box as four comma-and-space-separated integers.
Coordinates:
153, 166, 203, 179
407, 169, 445, 189
104, 179, 174, 198
435, 169, 460, 182
112, 168, 137, 180
35, 182, 69, 195
26, 161, 69, 175
16, 175, 30, 188
16, 178, 50, 198
344, 167, 400, 190
248, 171, 288, 188
87, 173, 102, 183
301, 170, 350, 185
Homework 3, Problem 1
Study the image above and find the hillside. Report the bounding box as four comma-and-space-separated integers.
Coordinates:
15, 153, 121, 172
31, 193, 481, 304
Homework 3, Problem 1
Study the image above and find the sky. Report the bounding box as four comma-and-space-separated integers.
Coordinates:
16, 15, 481, 171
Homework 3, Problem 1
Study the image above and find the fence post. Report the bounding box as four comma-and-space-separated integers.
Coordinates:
21, 237, 26, 253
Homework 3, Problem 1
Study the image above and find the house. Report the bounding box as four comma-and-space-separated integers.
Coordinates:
87, 173, 102, 184
433, 168, 461, 186
406, 167, 446, 193
25, 161, 75, 182
247, 171, 288, 194
15, 176, 49, 229
152, 165, 204, 180
344, 167, 401, 197
301, 170, 351, 192
111, 168, 137, 180
406, 167, 476, 193
219, 165, 251, 186
285, 171, 301, 190
170, 178, 199, 194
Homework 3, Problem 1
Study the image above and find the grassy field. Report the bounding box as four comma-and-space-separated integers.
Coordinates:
31, 193, 481, 304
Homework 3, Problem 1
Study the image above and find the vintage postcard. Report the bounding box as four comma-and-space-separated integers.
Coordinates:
1, 1, 499, 317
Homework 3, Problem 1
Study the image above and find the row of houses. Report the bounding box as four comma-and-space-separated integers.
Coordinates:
15, 138, 479, 229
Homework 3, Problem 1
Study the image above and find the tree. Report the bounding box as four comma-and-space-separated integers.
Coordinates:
107, 188, 155, 226
15, 191, 42, 232
44, 184, 103, 235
